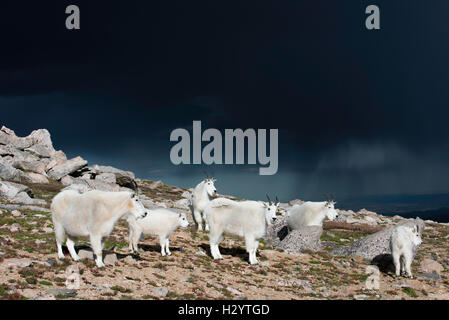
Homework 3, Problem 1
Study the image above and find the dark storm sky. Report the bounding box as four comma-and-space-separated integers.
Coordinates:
1, 0, 449, 203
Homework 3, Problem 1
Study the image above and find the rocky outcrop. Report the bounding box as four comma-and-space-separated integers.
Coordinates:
47, 156, 88, 180
331, 218, 425, 260
277, 226, 323, 254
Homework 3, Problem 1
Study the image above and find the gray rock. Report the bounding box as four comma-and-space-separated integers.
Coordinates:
0, 126, 33, 149
226, 286, 242, 296
11, 210, 21, 217
0, 203, 51, 213
153, 287, 168, 297
61, 183, 90, 193
417, 272, 441, 281
264, 214, 289, 247
0, 145, 16, 156
0, 180, 30, 198
0, 159, 23, 181
25, 144, 55, 158
46, 288, 77, 298
86, 180, 121, 192
12, 192, 46, 206
21, 172, 49, 184
45, 151, 67, 171
123, 255, 136, 264
277, 226, 323, 254
45, 259, 57, 267
332, 218, 425, 260
95, 172, 116, 184
12, 159, 48, 175
104, 253, 118, 266
90, 165, 135, 180
47, 156, 88, 180
28, 129, 54, 148
78, 249, 94, 260
420, 259, 444, 274
2, 258, 32, 268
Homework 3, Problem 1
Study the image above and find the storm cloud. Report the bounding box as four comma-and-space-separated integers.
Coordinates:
1, 0, 449, 205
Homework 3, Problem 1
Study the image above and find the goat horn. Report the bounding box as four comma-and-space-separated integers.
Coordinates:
266, 194, 272, 205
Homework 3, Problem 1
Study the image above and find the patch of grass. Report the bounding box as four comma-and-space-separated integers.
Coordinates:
111, 285, 132, 293
39, 280, 53, 286
402, 287, 418, 298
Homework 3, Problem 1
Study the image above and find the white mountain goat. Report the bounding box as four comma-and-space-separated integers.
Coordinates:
51, 189, 147, 267
287, 200, 338, 229
127, 208, 189, 256
205, 194, 279, 265
390, 224, 422, 278
190, 177, 217, 231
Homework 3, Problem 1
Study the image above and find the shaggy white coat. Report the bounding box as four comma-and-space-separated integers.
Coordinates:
390, 224, 422, 278
287, 201, 338, 229
205, 198, 279, 265
127, 208, 189, 256
190, 178, 217, 231
51, 189, 147, 267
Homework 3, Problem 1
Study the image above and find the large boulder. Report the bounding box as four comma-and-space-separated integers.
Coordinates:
331, 218, 425, 260
47, 156, 88, 180
25, 144, 54, 158
45, 150, 67, 172
277, 226, 323, 254
28, 129, 54, 149
11, 192, 46, 206
0, 158, 23, 181
12, 159, 48, 175
21, 172, 49, 184
0, 126, 33, 149
0, 181, 30, 199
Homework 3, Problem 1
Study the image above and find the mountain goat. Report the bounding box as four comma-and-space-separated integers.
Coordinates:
287, 200, 338, 229
190, 177, 217, 231
127, 208, 189, 256
51, 189, 147, 267
205, 195, 279, 265
390, 224, 422, 278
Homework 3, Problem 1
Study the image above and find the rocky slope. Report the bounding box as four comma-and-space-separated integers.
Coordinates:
0, 126, 448, 300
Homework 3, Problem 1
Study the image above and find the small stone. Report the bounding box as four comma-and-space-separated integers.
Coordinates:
45, 259, 56, 267
153, 287, 168, 297
123, 255, 136, 264
11, 210, 21, 217
353, 294, 368, 300
9, 223, 21, 232
42, 227, 53, 233
78, 250, 94, 260
226, 286, 242, 296
104, 253, 118, 266
2, 258, 32, 268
